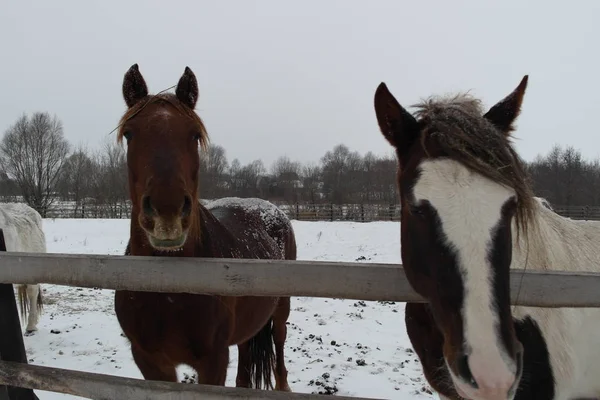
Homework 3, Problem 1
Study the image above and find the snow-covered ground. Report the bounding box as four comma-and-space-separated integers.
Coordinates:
23, 219, 433, 399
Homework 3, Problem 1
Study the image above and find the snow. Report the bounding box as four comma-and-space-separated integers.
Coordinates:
23, 218, 434, 399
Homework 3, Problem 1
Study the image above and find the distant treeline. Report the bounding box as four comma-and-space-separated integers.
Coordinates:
0, 111, 596, 217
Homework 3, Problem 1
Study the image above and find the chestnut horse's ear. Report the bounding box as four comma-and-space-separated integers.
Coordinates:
175, 67, 199, 109
374, 82, 419, 151
483, 75, 529, 135
122, 64, 149, 108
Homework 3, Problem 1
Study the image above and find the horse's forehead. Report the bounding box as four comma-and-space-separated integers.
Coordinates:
131, 103, 183, 128
412, 158, 515, 225
143, 105, 178, 123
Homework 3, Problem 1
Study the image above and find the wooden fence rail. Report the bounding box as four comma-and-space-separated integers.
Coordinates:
3, 251, 600, 399
0, 361, 379, 400
1, 251, 600, 307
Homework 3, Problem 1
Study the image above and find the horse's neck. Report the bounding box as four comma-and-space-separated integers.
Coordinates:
513, 201, 600, 273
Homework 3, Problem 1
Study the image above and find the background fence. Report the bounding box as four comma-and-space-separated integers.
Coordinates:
35, 201, 600, 222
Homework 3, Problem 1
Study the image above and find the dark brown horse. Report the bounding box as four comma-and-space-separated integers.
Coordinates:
113, 64, 296, 391
373, 77, 600, 400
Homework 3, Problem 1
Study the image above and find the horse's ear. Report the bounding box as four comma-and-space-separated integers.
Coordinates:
122, 64, 149, 108
374, 82, 419, 151
176, 67, 199, 109
483, 75, 529, 135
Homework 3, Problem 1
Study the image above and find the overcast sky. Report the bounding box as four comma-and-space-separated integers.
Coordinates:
1, 1, 599, 168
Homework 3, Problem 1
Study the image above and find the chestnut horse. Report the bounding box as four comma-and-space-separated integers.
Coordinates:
374, 77, 600, 400
113, 64, 296, 391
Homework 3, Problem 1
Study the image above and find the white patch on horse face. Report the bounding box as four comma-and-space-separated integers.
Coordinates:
413, 158, 518, 397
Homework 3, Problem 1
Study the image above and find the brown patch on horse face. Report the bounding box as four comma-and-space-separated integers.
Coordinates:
375, 78, 530, 396
118, 65, 208, 252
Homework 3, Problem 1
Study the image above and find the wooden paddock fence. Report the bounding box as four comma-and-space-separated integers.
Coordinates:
34, 202, 600, 222
2, 241, 600, 398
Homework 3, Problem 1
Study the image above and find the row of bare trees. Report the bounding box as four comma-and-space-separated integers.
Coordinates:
0, 112, 128, 217
0, 113, 398, 217
1, 112, 599, 217
527, 145, 600, 207
198, 143, 398, 205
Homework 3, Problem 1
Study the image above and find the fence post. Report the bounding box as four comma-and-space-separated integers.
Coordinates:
330, 204, 334, 221
0, 229, 40, 400
361, 204, 365, 223
296, 203, 300, 220
389, 204, 394, 221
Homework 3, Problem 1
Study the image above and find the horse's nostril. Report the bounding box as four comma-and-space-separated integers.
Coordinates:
142, 196, 154, 216
182, 195, 192, 217
457, 353, 478, 388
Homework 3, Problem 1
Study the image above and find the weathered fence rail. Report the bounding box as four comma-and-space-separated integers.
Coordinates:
2, 250, 600, 399
1, 252, 600, 307
0, 361, 373, 400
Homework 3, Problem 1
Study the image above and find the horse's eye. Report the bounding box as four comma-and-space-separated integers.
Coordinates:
123, 131, 132, 141
192, 133, 201, 141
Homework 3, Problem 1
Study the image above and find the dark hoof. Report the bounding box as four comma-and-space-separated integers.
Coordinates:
24, 330, 36, 337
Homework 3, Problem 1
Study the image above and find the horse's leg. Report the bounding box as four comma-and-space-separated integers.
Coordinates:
24, 284, 40, 335
131, 345, 177, 382
405, 302, 461, 400
235, 341, 251, 388
191, 346, 230, 386
272, 297, 291, 392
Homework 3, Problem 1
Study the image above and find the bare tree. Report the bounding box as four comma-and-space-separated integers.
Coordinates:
321, 144, 363, 204
301, 163, 322, 204
57, 146, 95, 216
229, 158, 265, 197
527, 144, 596, 207
89, 141, 129, 218
0, 170, 20, 200
271, 156, 302, 203
0, 112, 70, 215
198, 144, 229, 199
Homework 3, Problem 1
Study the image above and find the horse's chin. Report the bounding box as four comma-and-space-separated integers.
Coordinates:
147, 233, 187, 253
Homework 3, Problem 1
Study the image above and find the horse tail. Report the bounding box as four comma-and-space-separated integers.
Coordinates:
247, 317, 276, 390
37, 286, 43, 314
17, 285, 29, 324
284, 227, 297, 261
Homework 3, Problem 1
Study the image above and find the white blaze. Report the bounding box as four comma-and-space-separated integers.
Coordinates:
413, 158, 518, 396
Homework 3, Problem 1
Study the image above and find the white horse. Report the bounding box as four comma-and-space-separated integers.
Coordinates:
375, 76, 600, 400
0, 202, 47, 335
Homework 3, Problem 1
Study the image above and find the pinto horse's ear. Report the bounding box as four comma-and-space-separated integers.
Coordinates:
484, 75, 529, 135
374, 82, 419, 152
122, 64, 149, 108
175, 67, 199, 109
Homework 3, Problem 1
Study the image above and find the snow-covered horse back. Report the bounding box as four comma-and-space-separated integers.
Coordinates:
0, 202, 46, 335
375, 77, 600, 399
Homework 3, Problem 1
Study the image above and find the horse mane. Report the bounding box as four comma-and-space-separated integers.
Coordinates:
412, 93, 536, 236
116, 93, 209, 150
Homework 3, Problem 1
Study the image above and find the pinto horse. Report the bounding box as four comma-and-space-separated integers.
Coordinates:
113, 64, 296, 391
374, 77, 600, 400
0, 202, 46, 335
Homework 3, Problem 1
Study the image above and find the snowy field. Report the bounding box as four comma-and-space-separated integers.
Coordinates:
22, 219, 433, 399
